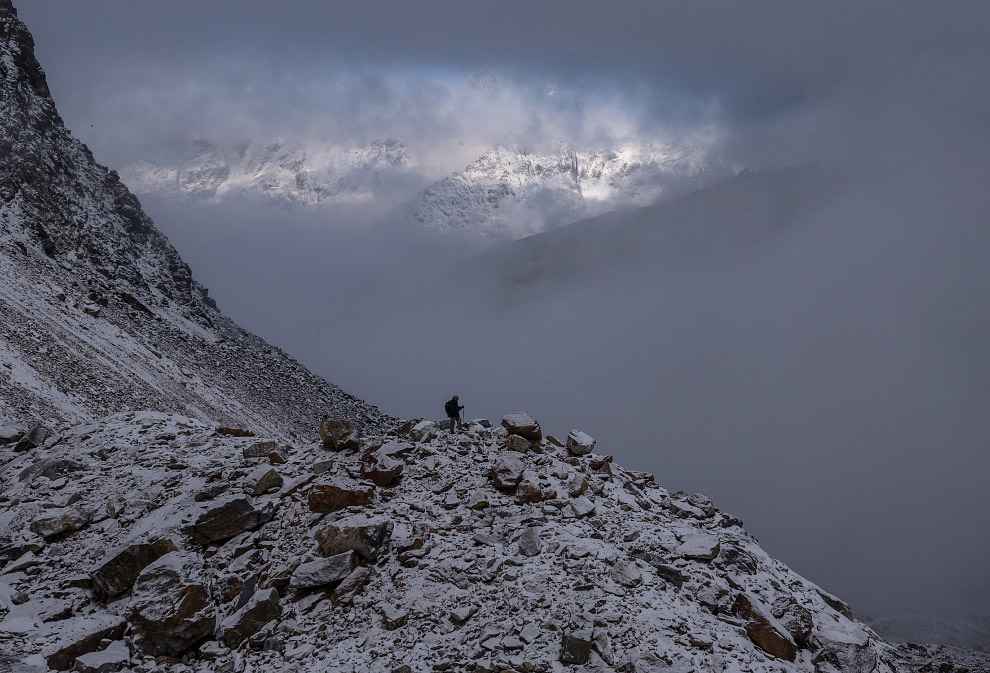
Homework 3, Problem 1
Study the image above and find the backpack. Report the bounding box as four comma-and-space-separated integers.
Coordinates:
445, 399, 459, 417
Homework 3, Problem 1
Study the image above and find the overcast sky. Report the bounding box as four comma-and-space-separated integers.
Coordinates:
14, 1, 990, 620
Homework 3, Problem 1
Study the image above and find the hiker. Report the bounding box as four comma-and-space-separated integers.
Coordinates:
445, 395, 464, 432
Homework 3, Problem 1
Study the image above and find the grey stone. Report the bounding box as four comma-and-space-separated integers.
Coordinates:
90, 538, 177, 599
314, 514, 392, 562
187, 494, 266, 545
501, 412, 542, 442
289, 552, 358, 590
218, 587, 281, 648
517, 527, 542, 557
566, 429, 596, 456
560, 629, 594, 664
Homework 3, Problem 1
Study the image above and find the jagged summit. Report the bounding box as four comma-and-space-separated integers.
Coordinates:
396, 142, 728, 242
0, 412, 976, 673
0, 1, 390, 434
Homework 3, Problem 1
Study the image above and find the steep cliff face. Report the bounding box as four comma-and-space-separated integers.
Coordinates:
0, 0, 391, 436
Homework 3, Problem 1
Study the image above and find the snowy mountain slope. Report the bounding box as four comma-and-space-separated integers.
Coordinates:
120, 138, 419, 206
468, 166, 831, 290
395, 143, 729, 241
0, 0, 390, 436
864, 615, 990, 653
3, 411, 978, 673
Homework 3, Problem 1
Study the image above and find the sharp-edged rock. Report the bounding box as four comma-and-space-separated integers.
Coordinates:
126, 552, 216, 657
732, 593, 797, 662
289, 551, 358, 590
89, 537, 177, 599
42, 615, 126, 671
314, 514, 393, 562
217, 587, 282, 648
307, 479, 375, 513
30, 507, 90, 540
187, 494, 267, 545
501, 412, 542, 442
566, 429, 596, 456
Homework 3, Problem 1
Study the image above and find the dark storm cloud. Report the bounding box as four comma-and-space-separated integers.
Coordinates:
11, 0, 990, 620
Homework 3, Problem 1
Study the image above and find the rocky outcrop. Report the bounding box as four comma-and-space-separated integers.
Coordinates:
732, 593, 798, 662
307, 479, 374, 513
289, 552, 358, 590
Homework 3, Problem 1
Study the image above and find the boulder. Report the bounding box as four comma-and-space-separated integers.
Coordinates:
361, 455, 404, 487
772, 599, 814, 648
90, 537, 177, 599
314, 514, 393, 562
244, 466, 282, 495
331, 566, 371, 606
187, 494, 267, 545
217, 587, 282, 648
71, 640, 129, 673
503, 435, 533, 452
687, 493, 715, 517
0, 424, 25, 444
307, 480, 374, 513
243, 440, 277, 458
18, 458, 88, 482
811, 626, 874, 673
42, 615, 126, 671
609, 560, 643, 587
382, 604, 408, 630
289, 551, 358, 590
449, 606, 478, 625
566, 474, 589, 497
732, 593, 797, 662
13, 422, 50, 452
501, 412, 542, 442
515, 471, 555, 504
653, 564, 684, 590
566, 429, 596, 456
320, 418, 360, 451
491, 455, 525, 491
127, 552, 216, 657
30, 507, 90, 540
677, 535, 720, 562
517, 527, 542, 557
560, 628, 594, 664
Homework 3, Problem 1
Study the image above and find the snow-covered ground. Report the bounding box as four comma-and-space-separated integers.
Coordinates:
2, 411, 966, 673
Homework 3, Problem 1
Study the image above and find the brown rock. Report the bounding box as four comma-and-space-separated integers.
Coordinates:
491, 455, 525, 492
332, 566, 371, 606
732, 593, 797, 662
43, 615, 126, 671
218, 587, 281, 647
501, 412, 542, 442
314, 514, 392, 562
361, 455, 404, 487
187, 494, 267, 545
320, 419, 360, 451
307, 480, 374, 513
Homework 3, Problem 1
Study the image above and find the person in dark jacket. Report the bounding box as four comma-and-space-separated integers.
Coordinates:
445, 395, 463, 432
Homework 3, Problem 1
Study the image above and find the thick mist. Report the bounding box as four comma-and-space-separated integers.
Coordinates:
144, 147, 990, 619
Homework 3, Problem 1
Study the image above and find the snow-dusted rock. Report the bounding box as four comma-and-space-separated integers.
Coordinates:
381, 604, 408, 630
243, 440, 277, 458
218, 587, 282, 647
126, 552, 215, 656
320, 418, 360, 451
560, 628, 594, 664
314, 514, 393, 562
307, 479, 375, 513
289, 551, 357, 590
687, 492, 716, 517
566, 429, 596, 456
361, 454, 404, 487
13, 422, 50, 452
71, 640, 129, 673
501, 412, 542, 442
732, 592, 797, 662
517, 527, 542, 557
491, 455, 525, 491
41, 615, 126, 671
89, 537, 177, 599
677, 534, 720, 562
187, 494, 267, 545
244, 465, 282, 495
610, 559, 643, 587
30, 506, 90, 540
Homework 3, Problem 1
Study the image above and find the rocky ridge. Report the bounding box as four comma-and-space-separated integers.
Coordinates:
0, 411, 975, 673
396, 143, 729, 242
120, 138, 417, 206
0, 0, 390, 436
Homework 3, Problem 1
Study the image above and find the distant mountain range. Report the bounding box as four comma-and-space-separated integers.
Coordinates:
121, 139, 729, 242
